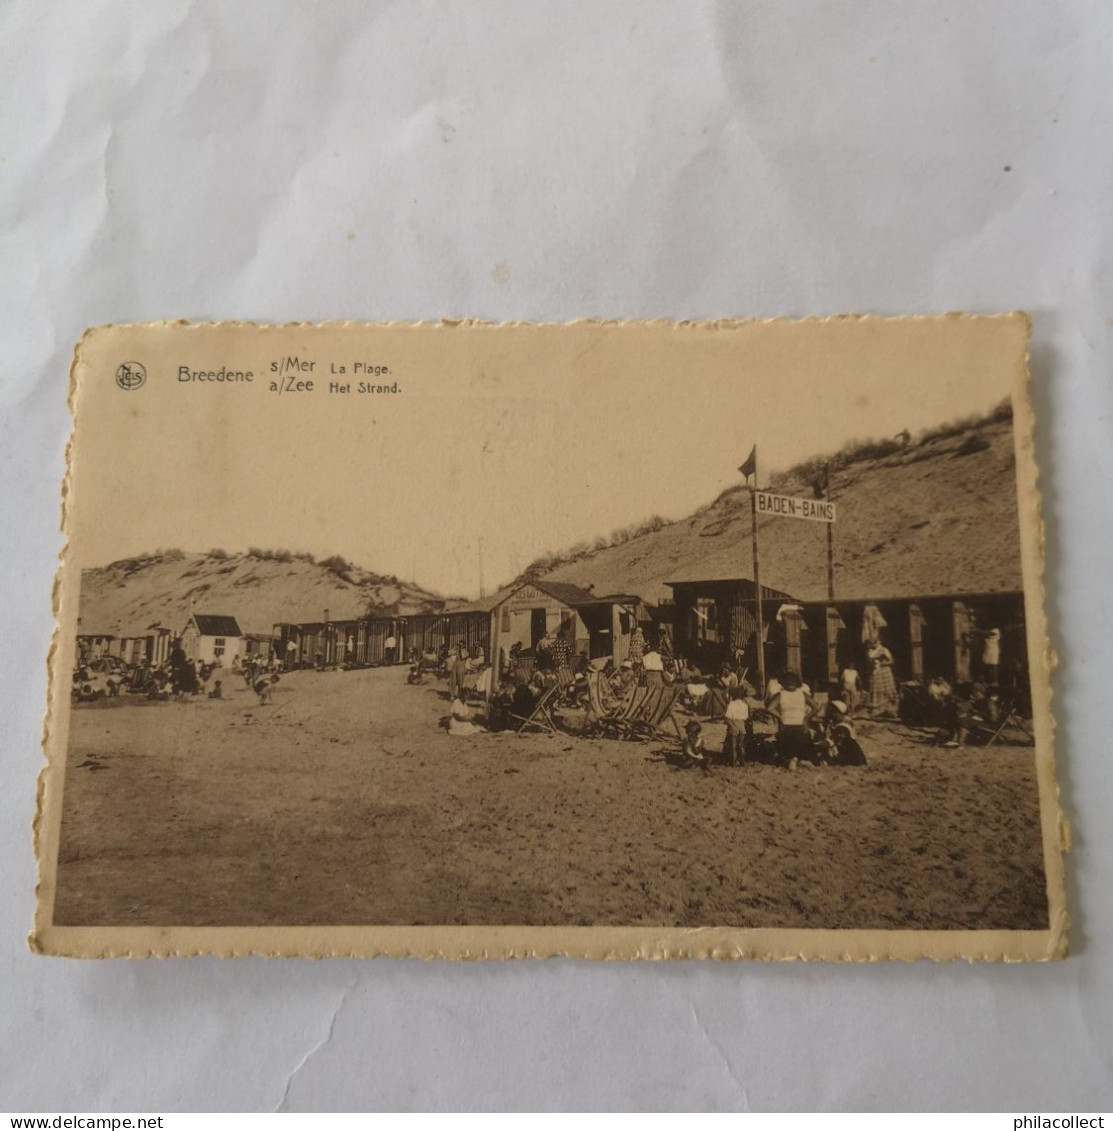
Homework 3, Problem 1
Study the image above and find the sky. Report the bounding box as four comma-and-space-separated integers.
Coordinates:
70, 317, 1025, 598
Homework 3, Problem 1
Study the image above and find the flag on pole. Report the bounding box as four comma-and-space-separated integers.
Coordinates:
738, 444, 757, 481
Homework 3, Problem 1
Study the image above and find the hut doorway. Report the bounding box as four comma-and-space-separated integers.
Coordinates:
530, 607, 547, 649
575, 604, 613, 660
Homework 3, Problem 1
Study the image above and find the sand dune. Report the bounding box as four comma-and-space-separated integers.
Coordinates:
78, 551, 448, 638
542, 412, 1021, 603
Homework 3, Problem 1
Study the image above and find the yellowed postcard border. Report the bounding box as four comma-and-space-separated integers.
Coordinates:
32, 315, 1068, 960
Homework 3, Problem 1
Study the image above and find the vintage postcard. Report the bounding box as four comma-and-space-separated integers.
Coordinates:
33, 316, 1066, 959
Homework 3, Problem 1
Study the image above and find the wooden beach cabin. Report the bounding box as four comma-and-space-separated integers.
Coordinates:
76, 633, 115, 665
273, 581, 641, 680
667, 574, 1029, 698
78, 624, 172, 667
273, 608, 490, 669
467, 579, 643, 681
667, 577, 797, 677
180, 613, 245, 668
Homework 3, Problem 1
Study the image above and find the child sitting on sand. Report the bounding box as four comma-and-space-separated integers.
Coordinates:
447, 697, 480, 736
829, 721, 867, 766
823, 690, 851, 734
208, 680, 223, 700
666, 720, 712, 772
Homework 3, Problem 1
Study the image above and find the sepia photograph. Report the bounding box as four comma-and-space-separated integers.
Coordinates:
34, 316, 1063, 959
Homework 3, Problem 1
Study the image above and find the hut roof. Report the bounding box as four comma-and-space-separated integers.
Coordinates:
189, 614, 244, 637
452, 578, 642, 615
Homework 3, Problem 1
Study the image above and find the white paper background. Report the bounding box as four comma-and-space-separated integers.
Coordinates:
2, 0, 1112, 1112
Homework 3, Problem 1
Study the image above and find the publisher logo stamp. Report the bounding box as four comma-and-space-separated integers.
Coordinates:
115, 361, 147, 391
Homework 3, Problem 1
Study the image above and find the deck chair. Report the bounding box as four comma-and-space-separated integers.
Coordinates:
583, 669, 611, 719
622, 684, 663, 732
625, 685, 685, 741
583, 674, 647, 739
898, 680, 938, 727
704, 686, 729, 718
610, 685, 652, 739
582, 670, 621, 728
973, 690, 1034, 748
509, 680, 562, 734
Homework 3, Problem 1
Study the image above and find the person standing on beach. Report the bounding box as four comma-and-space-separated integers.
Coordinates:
981, 627, 1001, 685
384, 632, 397, 665
866, 639, 899, 717
642, 646, 665, 688
658, 625, 673, 664
535, 630, 554, 672
764, 672, 782, 707
723, 688, 751, 766
550, 630, 571, 683
840, 661, 864, 715
447, 641, 470, 700
628, 624, 646, 669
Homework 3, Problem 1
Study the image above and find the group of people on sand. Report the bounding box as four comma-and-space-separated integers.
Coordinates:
855, 614, 1015, 748
72, 658, 171, 703
667, 669, 867, 773
924, 675, 1009, 747
425, 631, 873, 767
71, 646, 213, 703
920, 621, 1014, 746
235, 653, 281, 704
72, 642, 280, 706
406, 639, 493, 700
447, 655, 550, 736
407, 639, 494, 736
424, 630, 603, 735
414, 615, 1007, 762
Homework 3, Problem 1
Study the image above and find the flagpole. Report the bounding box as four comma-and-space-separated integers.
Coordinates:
825, 460, 836, 601
750, 472, 767, 697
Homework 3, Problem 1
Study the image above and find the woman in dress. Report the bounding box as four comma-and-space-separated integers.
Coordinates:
627, 624, 646, 668
866, 638, 899, 718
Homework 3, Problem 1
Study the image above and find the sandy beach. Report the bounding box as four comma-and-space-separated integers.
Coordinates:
52, 666, 1048, 930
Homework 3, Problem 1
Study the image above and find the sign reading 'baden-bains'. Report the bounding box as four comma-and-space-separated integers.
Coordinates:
755, 490, 837, 523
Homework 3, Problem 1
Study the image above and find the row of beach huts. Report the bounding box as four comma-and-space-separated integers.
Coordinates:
78, 574, 1032, 694
77, 614, 274, 670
